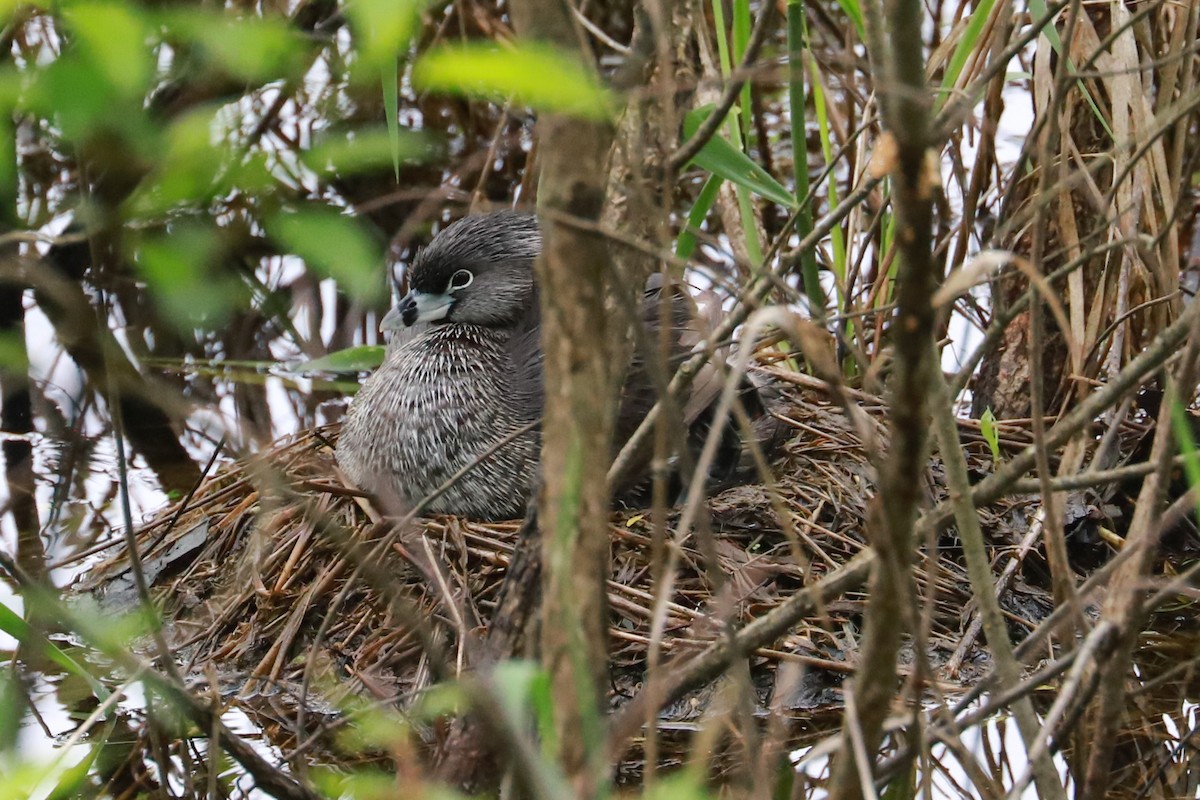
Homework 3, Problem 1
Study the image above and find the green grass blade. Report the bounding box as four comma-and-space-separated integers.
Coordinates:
683, 108, 797, 210
936, 0, 998, 112
788, 1, 823, 316
732, 0, 753, 143
383, 59, 401, 181
1025, 0, 1115, 139
708, 0, 763, 263
290, 345, 386, 374
676, 173, 724, 260
833, 0, 865, 39
805, 56, 847, 294
0, 602, 110, 701
1170, 395, 1200, 523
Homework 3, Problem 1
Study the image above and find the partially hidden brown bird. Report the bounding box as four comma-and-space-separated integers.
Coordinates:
336, 211, 772, 520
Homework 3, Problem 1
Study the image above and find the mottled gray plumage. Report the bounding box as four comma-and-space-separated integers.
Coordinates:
336, 211, 775, 521
336, 212, 543, 520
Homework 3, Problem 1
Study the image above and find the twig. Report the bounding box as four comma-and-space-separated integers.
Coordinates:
1007, 454, 1191, 493
930, 355, 1067, 800
572, 6, 631, 54
843, 688, 881, 800
944, 512, 1043, 676
608, 175, 883, 489
667, 4, 777, 172
828, 0, 939, 788
1004, 622, 1117, 800
142, 436, 228, 557
923, 295, 1200, 538
607, 548, 876, 758
1026, 0, 1085, 626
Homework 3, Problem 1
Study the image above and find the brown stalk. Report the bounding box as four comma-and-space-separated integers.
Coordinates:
607, 548, 877, 758
929, 356, 1067, 800
507, 2, 617, 795
1027, 0, 1085, 625
827, 0, 939, 793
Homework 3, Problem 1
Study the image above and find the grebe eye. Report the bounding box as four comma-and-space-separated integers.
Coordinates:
449, 269, 473, 290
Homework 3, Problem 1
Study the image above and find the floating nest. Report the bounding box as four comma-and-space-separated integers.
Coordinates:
74, 368, 1128, 769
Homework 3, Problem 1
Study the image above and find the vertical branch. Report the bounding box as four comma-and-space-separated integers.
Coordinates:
829, 0, 938, 793
601, 5, 689, 788
929, 356, 1067, 800
508, 2, 617, 795
1027, 0, 1084, 621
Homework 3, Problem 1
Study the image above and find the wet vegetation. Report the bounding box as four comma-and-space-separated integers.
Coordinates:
0, 0, 1198, 798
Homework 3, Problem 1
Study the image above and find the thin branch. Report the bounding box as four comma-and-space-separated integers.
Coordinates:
930, 355, 1067, 800
667, 4, 777, 172
607, 549, 876, 759
0, 552, 323, 800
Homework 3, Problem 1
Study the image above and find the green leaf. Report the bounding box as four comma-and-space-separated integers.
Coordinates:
65, 1, 152, 99
134, 225, 243, 332
414, 42, 617, 120
788, 3, 822, 315
290, 345, 386, 374
1169, 396, 1200, 524
383, 62, 401, 181
0, 759, 87, 800
344, 0, 430, 69
44, 728, 109, 800
0, 0, 47, 18
0, 602, 109, 701
980, 407, 1001, 464
27, 59, 120, 141
880, 757, 917, 800
732, 0, 753, 143
1026, 0, 1063, 52
642, 772, 715, 800
266, 208, 385, 303
412, 681, 467, 720
936, 0, 998, 111
312, 768, 471, 800
160, 10, 305, 82
125, 102, 277, 216
0, 672, 25, 752
0, 118, 14, 211
833, 0, 865, 39
491, 660, 544, 732
312, 768, 398, 800
333, 706, 407, 752
0, 331, 29, 370
123, 107, 220, 215
676, 173, 723, 260
303, 127, 437, 178
0, 68, 21, 112
683, 107, 797, 209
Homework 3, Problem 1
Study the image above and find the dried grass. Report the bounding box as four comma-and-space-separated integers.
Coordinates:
75, 378, 1097, 761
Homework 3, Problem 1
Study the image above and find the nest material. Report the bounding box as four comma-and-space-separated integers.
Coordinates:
76, 378, 1061, 750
